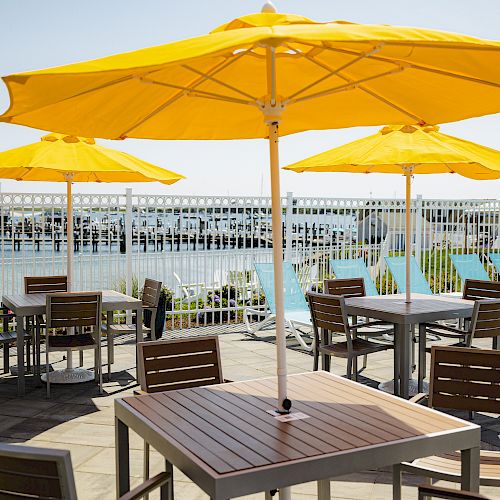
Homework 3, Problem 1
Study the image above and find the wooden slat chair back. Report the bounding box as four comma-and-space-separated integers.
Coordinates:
142, 278, 162, 309
24, 275, 68, 294
468, 299, 500, 345
46, 292, 102, 330
429, 345, 500, 414
307, 291, 350, 339
0, 443, 77, 500
463, 279, 500, 301
324, 277, 366, 298
138, 336, 223, 393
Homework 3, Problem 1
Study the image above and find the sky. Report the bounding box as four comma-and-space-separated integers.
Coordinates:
0, 0, 499, 200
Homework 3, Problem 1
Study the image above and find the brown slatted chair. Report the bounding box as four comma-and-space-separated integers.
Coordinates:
104, 278, 162, 378
45, 292, 102, 397
0, 442, 171, 500
394, 346, 500, 498
24, 275, 69, 377
136, 336, 225, 499
307, 291, 394, 379
0, 306, 17, 373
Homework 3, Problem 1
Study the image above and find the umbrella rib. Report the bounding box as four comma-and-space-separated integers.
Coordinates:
298, 49, 424, 123
286, 68, 404, 105
181, 64, 259, 101
285, 43, 382, 101
300, 42, 500, 89
117, 54, 250, 138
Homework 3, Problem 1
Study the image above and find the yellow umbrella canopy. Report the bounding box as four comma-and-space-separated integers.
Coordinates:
284, 124, 500, 302
0, 132, 185, 183
0, 133, 185, 288
2, 2, 500, 418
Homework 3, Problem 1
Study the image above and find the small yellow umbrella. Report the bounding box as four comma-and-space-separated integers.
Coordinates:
284, 124, 500, 302
2, 1, 500, 418
0, 133, 185, 288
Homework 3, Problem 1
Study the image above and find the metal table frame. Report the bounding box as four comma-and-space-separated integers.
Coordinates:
115, 372, 480, 500
2, 289, 142, 396
345, 293, 474, 399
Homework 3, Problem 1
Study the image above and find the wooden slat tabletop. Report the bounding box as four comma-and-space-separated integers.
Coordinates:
345, 293, 474, 324
119, 371, 473, 477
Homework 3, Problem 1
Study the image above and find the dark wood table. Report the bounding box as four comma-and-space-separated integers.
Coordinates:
115, 371, 480, 499
2, 290, 142, 396
344, 294, 474, 399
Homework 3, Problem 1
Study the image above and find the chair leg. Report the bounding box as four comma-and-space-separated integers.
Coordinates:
362, 354, 368, 370
313, 346, 319, 371
144, 441, 150, 500
26, 337, 31, 373
79, 350, 83, 367
3, 342, 9, 373
46, 346, 50, 399
107, 332, 112, 380
353, 356, 358, 382
346, 357, 353, 380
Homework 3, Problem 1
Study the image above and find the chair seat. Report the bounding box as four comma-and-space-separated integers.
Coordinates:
105, 323, 151, 335
410, 450, 500, 484
319, 338, 393, 358
48, 333, 96, 350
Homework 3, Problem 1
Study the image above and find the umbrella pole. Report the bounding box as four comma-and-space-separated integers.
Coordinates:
65, 174, 73, 291
404, 167, 413, 303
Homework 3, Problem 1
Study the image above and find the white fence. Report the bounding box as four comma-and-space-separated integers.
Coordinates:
1, 191, 499, 330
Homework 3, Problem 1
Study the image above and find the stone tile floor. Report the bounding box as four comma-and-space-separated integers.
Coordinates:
0, 328, 499, 499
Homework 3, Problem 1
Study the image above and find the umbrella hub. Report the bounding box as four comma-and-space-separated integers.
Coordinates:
42, 133, 95, 145
260, 96, 285, 124
380, 124, 440, 135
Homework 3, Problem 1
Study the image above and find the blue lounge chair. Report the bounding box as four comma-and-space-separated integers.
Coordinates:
244, 262, 312, 350
489, 253, 500, 276
330, 258, 379, 296
384, 256, 433, 295
449, 253, 489, 282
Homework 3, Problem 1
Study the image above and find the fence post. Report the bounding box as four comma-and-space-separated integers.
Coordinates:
285, 191, 294, 262
125, 188, 133, 321
415, 194, 423, 263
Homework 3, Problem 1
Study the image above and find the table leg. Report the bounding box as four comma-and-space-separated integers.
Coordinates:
279, 486, 292, 499
115, 417, 130, 496
34, 317, 41, 386
107, 311, 114, 380
16, 315, 25, 396
400, 323, 411, 400
160, 460, 174, 500
393, 324, 400, 397
418, 323, 426, 393
461, 446, 480, 493
317, 479, 331, 500
135, 306, 143, 371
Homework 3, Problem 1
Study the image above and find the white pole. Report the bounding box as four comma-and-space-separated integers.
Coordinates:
404, 168, 413, 303
65, 174, 73, 291
125, 188, 133, 321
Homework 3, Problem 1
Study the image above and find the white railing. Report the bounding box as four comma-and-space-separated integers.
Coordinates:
1, 191, 498, 330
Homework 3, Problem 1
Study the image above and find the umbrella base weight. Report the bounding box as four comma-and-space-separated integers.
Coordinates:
378, 378, 428, 397
41, 368, 94, 384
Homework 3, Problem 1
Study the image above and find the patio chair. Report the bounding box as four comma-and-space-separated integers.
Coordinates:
393, 346, 500, 499
450, 253, 490, 282
137, 336, 226, 499
418, 485, 491, 500
0, 306, 16, 373
173, 271, 209, 304
45, 292, 102, 397
330, 258, 379, 296
24, 275, 68, 375
384, 255, 433, 295
0, 442, 171, 500
307, 291, 394, 378
243, 262, 312, 351
103, 278, 162, 378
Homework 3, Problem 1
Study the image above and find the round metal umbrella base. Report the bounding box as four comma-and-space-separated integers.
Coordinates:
41, 368, 94, 384
378, 378, 428, 397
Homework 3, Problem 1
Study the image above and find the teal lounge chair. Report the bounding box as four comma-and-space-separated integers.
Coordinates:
449, 253, 489, 282
330, 258, 379, 296
384, 256, 433, 295
244, 262, 312, 350
489, 253, 500, 276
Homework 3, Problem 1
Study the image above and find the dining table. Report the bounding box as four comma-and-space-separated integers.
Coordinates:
115, 371, 480, 499
2, 289, 142, 396
344, 293, 474, 399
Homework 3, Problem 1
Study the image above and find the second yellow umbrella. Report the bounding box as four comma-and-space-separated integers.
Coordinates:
0, 133, 185, 288
284, 124, 500, 302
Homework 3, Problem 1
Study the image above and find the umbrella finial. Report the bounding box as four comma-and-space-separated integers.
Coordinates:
261, 1, 277, 13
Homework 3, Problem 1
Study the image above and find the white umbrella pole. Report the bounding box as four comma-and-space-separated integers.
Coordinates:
404, 167, 413, 303
65, 174, 73, 291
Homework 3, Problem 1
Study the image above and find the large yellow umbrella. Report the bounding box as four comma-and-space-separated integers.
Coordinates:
0, 133, 185, 288
284, 124, 500, 302
1, 2, 500, 418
